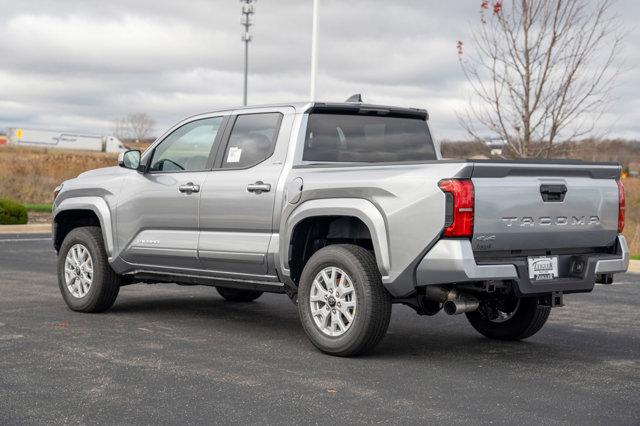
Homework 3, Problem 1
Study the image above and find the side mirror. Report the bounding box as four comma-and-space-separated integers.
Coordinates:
118, 150, 141, 170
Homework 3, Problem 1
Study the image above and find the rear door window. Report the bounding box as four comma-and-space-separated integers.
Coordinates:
303, 113, 437, 163
221, 113, 282, 169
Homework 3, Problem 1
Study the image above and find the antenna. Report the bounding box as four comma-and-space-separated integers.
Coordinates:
240, 0, 256, 106
345, 94, 363, 103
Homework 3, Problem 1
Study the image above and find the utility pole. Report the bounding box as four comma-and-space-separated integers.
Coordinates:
240, 0, 256, 106
310, 0, 319, 101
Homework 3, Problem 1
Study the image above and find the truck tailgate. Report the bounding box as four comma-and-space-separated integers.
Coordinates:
470, 161, 620, 252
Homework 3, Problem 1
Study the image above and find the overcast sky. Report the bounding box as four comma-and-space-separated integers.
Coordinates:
0, 0, 638, 140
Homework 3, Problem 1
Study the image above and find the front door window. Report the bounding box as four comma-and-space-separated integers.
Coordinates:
150, 117, 223, 172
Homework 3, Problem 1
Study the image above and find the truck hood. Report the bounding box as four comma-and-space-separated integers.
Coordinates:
77, 166, 127, 179
55, 166, 130, 207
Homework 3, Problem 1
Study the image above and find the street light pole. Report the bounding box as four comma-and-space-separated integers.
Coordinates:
243, 34, 249, 106
310, 0, 319, 101
241, 0, 255, 106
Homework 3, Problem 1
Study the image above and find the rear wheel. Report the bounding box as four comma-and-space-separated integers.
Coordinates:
57, 226, 120, 313
465, 296, 550, 340
216, 287, 263, 302
297, 244, 391, 357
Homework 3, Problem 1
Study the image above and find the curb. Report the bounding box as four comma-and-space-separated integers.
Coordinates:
627, 259, 640, 274
0, 224, 52, 234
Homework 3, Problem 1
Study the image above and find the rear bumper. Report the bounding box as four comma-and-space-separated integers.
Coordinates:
416, 235, 629, 295
594, 236, 629, 274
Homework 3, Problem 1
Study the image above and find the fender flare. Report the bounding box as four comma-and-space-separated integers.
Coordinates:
280, 198, 390, 280
53, 196, 115, 258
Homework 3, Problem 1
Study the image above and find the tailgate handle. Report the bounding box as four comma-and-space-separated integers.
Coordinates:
540, 184, 567, 202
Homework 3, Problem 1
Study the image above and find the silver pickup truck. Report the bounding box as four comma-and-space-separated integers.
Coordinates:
53, 101, 628, 356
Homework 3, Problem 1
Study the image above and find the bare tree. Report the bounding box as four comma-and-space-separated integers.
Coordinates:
113, 117, 128, 141
457, 0, 623, 158
113, 113, 155, 143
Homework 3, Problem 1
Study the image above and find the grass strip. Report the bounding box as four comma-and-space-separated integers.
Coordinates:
24, 203, 52, 213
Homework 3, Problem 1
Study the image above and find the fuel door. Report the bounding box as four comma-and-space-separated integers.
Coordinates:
287, 177, 304, 204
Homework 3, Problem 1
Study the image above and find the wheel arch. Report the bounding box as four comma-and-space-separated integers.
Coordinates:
53, 197, 115, 258
281, 198, 390, 285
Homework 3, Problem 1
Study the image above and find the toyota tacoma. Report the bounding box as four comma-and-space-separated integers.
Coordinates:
53, 100, 629, 356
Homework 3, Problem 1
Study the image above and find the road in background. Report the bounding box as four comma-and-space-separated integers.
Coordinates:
0, 237, 638, 424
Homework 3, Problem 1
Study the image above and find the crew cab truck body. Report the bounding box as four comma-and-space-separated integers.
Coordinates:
53, 102, 628, 356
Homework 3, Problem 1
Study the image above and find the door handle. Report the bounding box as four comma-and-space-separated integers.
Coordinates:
247, 181, 271, 194
179, 183, 200, 193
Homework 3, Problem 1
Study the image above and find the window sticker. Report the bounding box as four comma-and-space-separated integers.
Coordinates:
227, 146, 242, 163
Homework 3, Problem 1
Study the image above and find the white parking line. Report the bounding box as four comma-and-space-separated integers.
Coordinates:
0, 238, 52, 243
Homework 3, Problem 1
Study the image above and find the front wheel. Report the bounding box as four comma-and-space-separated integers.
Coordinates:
297, 244, 392, 357
465, 296, 550, 340
57, 226, 120, 313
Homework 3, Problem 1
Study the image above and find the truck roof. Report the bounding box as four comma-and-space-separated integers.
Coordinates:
196, 101, 429, 119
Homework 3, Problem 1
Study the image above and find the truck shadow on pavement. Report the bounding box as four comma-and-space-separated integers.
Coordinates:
106, 291, 636, 366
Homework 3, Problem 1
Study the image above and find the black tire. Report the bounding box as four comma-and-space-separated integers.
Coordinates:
57, 226, 120, 313
465, 297, 550, 340
216, 287, 263, 302
297, 244, 392, 357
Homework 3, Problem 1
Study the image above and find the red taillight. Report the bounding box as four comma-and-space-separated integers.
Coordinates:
438, 179, 474, 237
617, 179, 625, 233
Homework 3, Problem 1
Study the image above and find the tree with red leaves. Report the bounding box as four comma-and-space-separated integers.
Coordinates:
493, 1, 502, 15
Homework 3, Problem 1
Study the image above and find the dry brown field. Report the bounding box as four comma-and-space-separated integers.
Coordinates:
0, 145, 117, 204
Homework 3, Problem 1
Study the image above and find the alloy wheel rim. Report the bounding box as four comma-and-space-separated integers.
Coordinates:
488, 298, 521, 323
309, 266, 357, 337
64, 244, 94, 298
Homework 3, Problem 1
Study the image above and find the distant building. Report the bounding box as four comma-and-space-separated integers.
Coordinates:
6, 127, 126, 153
483, 137, 507, 156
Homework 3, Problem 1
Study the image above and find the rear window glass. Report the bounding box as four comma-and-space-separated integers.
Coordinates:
303, 113, 437, 163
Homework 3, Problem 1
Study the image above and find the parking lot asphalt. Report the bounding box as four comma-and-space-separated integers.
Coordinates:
0, 236, 638, 425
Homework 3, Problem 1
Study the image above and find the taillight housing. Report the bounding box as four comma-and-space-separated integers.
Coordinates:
617, 179, 625, 233
438, 179, 474, 237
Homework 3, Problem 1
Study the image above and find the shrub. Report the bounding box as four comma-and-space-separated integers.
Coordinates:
0, 198, 28, 225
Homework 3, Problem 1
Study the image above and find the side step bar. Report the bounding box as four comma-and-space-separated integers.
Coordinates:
126, 270, 286, 294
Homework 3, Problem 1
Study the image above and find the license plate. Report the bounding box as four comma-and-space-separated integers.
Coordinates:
528, 256, 559, 280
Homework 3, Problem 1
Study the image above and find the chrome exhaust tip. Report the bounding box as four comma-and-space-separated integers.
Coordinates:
443, 297, 480, 315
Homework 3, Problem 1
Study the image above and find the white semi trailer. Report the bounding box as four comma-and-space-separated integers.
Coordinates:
7, 128, 127, 153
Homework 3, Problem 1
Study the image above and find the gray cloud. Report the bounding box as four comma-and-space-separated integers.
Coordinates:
0, 0, 637, 140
